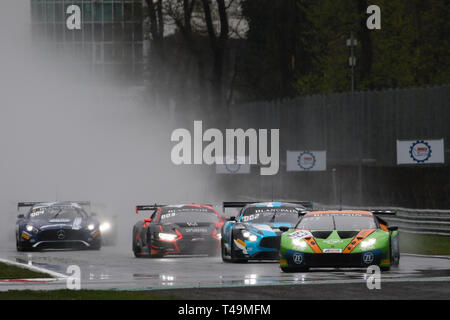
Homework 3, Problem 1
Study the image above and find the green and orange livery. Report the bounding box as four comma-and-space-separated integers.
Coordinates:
279, 210, 400, 272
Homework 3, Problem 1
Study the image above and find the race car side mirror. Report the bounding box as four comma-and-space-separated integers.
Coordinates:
279, 226, 289, 232
144, 218, 152, 223
17, 214, 25, 219
388, 226, 398, 232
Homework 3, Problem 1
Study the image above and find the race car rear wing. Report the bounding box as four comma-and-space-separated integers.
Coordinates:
136, 204, 165, 214
222, 201, 314, 210
17, 201, 91, 210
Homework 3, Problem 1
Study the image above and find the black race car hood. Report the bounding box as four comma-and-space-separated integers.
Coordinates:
27, 217, 88, 230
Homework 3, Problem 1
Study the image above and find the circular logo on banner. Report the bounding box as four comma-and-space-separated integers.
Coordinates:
293, 253, 303, 264
224, 156, 241, 173
297, 152, 316, 170
409, 140, 432, 163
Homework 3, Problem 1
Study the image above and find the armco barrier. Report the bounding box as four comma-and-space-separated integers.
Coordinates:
316, 204, 450, 236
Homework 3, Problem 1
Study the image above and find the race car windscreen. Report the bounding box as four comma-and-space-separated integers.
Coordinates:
158, 207, 220, 224
28, 206, 88, 220
297, 214, 377, 230
240, 207, 300, 224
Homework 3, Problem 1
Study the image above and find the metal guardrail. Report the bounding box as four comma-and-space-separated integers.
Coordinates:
316, 204, 450, 236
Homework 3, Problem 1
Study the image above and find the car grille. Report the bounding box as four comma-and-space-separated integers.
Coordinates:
302, 253, 380, 267
259, 236, 280, 249
38, 229, 85, 241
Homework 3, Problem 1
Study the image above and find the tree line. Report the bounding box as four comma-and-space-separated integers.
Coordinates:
144, 0, 450, 104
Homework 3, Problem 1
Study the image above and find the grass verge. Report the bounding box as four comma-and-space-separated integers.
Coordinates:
0, 290, 179, 300
0, 262, 52, 280
400, 233, 450, 255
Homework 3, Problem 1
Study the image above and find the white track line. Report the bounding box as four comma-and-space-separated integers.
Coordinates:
0, 258, 68, 279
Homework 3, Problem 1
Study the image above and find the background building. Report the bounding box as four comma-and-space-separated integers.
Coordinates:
30, 0, 144, 84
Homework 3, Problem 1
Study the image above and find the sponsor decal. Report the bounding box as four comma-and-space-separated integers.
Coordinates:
323, 239, 343, 245
49, 219, 71, 223
293, 253, 303, 264
363, 252, 375, 264
184, 228, 208, 233
21, 232, 30, 240
287, 230, 312, 240
323, 248, 342, 253
234, 239, 248, 254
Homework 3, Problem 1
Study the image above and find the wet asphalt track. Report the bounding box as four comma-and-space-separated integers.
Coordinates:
0, 243, 449, 298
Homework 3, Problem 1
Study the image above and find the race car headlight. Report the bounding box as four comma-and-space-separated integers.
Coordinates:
87, 224, 96, 231
158, 233, 177, 241
292, 238, 307, 249
25, 225, 38, 234
242, 231, 258, 242
360, 238, 376, 249
99, 222, 111, 232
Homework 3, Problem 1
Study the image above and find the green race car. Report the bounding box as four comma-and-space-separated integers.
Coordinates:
280, 210, 400, 272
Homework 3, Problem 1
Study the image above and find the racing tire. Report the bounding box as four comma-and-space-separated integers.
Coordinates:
147, 231, 163, 258
16, 238, 24, 252
221, 239, 231, 262
390, 237, 400, 268
132, 227, 144, 258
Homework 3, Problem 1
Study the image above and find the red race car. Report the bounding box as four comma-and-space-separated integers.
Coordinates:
132, 204, 224, 258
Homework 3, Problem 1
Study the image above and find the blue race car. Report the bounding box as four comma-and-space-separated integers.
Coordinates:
221, 201, 312, 262
16, 201, 102, 251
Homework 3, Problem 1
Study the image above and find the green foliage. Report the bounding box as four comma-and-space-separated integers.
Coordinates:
240, 0, 450, 98
296, 0, 450, 94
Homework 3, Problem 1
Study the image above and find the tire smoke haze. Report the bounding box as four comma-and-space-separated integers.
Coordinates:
0, 1, 218, 250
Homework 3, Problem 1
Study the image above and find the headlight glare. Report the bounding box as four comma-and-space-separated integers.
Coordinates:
99, 222, 111, 232
242, 230, 258, 242
158, 233, 177, 241
25, 225, 38, 234
292, 238, 307, 248
87, 224, 95, 231
360, 238, 376, 248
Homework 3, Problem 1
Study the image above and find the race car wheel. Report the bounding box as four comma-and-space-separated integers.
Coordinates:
16, 237, 24, 252
147, 231, 163, 258
390, 236, 400, 267
132, 227, 144, 258
221, 239, 230, 262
